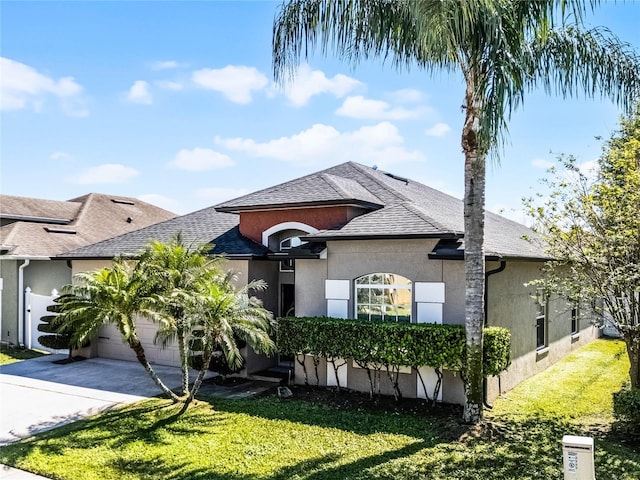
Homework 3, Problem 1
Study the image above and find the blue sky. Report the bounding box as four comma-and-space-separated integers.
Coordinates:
2, 1, 639, 221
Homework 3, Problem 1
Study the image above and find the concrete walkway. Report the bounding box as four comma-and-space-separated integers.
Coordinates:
0, 354, 275, 479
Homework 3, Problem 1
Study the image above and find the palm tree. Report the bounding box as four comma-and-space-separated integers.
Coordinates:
52, 259, 181, 402
186, 272, 275, 405
137, 235, 222, 397
272, 0, 640, 422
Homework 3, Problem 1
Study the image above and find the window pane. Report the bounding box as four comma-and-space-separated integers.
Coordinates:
371, 288, 384, 304
357, 288, 370, 305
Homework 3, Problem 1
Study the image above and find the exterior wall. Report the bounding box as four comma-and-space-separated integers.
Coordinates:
326, 239, 458, 322
239, 206, 367, 245
485, 260, 600, 401
24, 260, 72, 296
246, 259, 279, 374
0, 259, 71, 345
291, 238, 466, 402
295, 259, 327, 317
0, 259, 18, 344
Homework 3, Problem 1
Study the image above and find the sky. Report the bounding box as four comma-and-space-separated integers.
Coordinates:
2, 1, 639, 223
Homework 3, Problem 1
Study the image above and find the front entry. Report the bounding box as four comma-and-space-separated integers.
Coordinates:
280, 283, 295, 318
279, 284, 295, 367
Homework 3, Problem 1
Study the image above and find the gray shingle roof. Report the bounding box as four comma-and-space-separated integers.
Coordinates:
60, 206, 266, 259
60, 161, 548, 261
0, 195, 81, 223
296, 162, 547, 260
216, 168, 383, 211
0, 193, 175, 257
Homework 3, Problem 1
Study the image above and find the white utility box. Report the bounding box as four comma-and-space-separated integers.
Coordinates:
562, 435, 595, 480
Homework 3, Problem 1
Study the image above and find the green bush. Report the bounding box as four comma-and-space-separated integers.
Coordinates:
613, 385, 640, 434
277, 317, 510, 377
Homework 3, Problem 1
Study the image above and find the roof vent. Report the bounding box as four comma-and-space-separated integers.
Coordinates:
44, 227, 77, 234
126, 217, 133, 223
384, 172, 409, 185
111, 199, 135, 205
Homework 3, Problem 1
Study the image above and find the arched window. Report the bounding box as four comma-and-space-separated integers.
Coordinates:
355, 273, 412, 323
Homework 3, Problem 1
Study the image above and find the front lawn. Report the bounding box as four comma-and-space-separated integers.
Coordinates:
0, 344, 46, 365
1, 338, 638, 479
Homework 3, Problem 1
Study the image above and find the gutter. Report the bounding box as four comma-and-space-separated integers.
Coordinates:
18, 259, 30, 347
483, 260, 507, 410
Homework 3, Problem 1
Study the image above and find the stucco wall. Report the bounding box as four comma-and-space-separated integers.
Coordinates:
0, 260, 18, 343
295, 259, 328, 317
24, 260, 72, 296
0, 259, 71, 345
485, 260, 600, 400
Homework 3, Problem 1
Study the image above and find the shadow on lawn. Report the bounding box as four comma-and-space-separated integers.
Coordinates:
199, 391, 464, 441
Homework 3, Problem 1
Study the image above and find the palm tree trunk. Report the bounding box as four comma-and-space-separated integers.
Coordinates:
461, 75, 486, 424
128, 336, 182, 403
186, 349, 213, 407
177, 321, 189, 397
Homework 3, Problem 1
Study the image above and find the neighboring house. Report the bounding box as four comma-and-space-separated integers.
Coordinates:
60, 162, 599, 404
0, 193, 175, 349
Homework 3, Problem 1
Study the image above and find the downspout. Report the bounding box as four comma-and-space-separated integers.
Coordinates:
18, 259, 30, 347
483, 260, 507, 409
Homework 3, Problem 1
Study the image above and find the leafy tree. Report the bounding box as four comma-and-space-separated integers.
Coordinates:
526, 105, 640, 390
186, 271, 275, 405
272, 0, 640, 422
137, 235, 223, 397
51, 259, 182, 402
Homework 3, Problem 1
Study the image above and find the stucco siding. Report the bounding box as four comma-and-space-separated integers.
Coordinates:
295, 259, 327, 317
24, 260, 72, 296
485, 260, 600, 400
0, 260, 18, 343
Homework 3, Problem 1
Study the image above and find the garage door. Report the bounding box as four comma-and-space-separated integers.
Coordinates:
96, 316, 180, 367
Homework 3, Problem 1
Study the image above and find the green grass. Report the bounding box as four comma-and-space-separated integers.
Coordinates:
1, 338, 638, 479
0, 344, 47, 365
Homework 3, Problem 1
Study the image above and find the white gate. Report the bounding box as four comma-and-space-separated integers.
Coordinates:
25, 287, 66, 353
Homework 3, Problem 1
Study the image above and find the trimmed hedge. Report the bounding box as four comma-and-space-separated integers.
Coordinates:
277, 316, 511, 384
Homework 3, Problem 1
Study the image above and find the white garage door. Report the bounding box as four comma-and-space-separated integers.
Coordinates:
96, 316, 180, 367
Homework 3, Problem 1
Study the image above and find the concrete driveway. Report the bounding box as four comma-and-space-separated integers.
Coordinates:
0, 354, 193, 445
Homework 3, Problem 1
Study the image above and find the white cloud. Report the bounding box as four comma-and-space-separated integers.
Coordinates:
137, 194, 180, 213
282, 64, 363, 106
390, 88, 424, 103
1, 57, 87, 115
215, 121, 425, 168
531, 158, 554, 169
50, 151, 72, 161
336, 95, 423, 120
425, 123, 451, 137
192, 65, 268, 104
168, 148, 234, 171
578, 159, 599, 180
69, 164, 139, 184
151, 60, 180, 70
155, 80, 184, 91
127, 80, 153, 104
195, 187, 251, 204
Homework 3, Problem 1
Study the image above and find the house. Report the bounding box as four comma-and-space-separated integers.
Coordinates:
0, 193, 176, 349
59, 162, 600, 404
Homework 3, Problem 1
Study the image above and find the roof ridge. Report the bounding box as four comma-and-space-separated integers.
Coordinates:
348, 162, 411, 204
318, 173, 348, 199
402, 202, 459, 234
70, 193, 95, 227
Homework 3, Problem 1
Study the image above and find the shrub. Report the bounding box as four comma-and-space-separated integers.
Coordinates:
276, 316, 511, 400
613, 385, 640, 434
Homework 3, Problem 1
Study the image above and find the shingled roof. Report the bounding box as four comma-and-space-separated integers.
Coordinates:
216, 170, 383, 211
0, 193, 175, 257
61, 161, 547, 261
60, 206, 267, 259
308, 163, 546, 259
